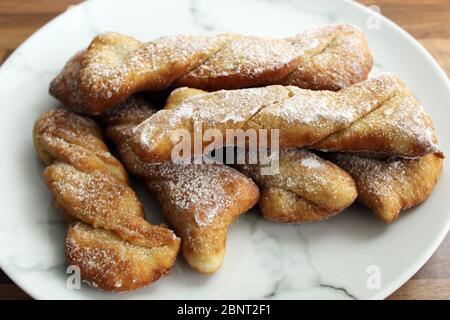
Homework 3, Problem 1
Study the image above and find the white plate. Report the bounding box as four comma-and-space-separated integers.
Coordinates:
0, 0, 449, 300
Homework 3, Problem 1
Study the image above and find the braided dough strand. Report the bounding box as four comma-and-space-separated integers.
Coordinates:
33, 109, 180, 291
329, 153, 443, 223
165, 87, 358, 223
164, 83, 443, 224
101, 97, 260, 274
132, 74, 441, 162
50, 24, 372, 114
235, 149, 357, 223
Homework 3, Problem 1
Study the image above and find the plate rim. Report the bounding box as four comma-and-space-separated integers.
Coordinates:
348, 0, 450, 300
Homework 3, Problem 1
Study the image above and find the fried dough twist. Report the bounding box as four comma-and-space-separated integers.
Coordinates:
101, 98, 260, 274
132, 74, 441, 163
235, 149, 358, 223
166, 86, 444, 223
33, 109, 180, 291
165, 87, 358, 223
329, 153, 443, 223
50, 24, 372, 115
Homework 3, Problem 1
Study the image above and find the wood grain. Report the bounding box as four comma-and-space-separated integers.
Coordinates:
359, 0, 450, 74
0, 284, 30, 300
0, 0, 449, 300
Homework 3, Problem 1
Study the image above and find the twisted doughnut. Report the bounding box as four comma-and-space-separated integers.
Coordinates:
33, 109, 180, 291
101, 97, 260, 274
50, 24, 372, 115
132, 74, 441, 163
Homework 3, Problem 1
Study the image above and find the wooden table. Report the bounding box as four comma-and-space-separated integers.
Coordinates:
0, 0, 449, 300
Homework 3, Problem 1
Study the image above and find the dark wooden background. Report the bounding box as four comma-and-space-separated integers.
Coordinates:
0, 0, 449, 299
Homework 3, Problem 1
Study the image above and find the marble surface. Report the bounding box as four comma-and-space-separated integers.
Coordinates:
0, 0, 449, 299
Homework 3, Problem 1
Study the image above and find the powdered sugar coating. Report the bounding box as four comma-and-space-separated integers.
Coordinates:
282, 24, 373, 90
146, 164, 240, 227
133, 85, 290, 161
235, 149, 357, 223
107, 119, 258, 229
177, 35, 303, 83
105, 102, 259, 274
133, 74, 441, 162
300, 157, 322, 169
313, 77, 442, 157
50, 24, 372, 114
238, 149, 354, 204
65, 221, 178, 292
33, 109, 180, 291
33, 109, 128, 181
329, 152, 443, 222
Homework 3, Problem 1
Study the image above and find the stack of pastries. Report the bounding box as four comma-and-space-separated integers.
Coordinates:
33, 24, 443, 292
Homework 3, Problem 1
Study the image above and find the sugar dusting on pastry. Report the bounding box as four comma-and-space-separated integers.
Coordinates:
329, 152, 443, 223
236, 149, 358, 223
273, 74, 400, 126
147, 164, 238, 227
83, 34, 229, 99
65, 221, 176, 291
133, 74, 440, 161
34, 109, 180, 291
300, 157, 322, 169
182, 35, 302, 79
50, 24, 373, 114
104, 98, 260, 274
132, 85, 290, 158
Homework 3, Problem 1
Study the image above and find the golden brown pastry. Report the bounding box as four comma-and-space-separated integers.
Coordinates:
144, 164, 260, 274
132, 74, 441, 163
102, 98, 260, 274
33, 108, 128, 181
329, 153, 443, 223
50, 24, 372, 114
44, 162, 176, 249
165, 88, 206, 110
164, 87, 357, 223
33, 109, 180, 291
235, 149, 358, 223
65, 221, 178, 291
